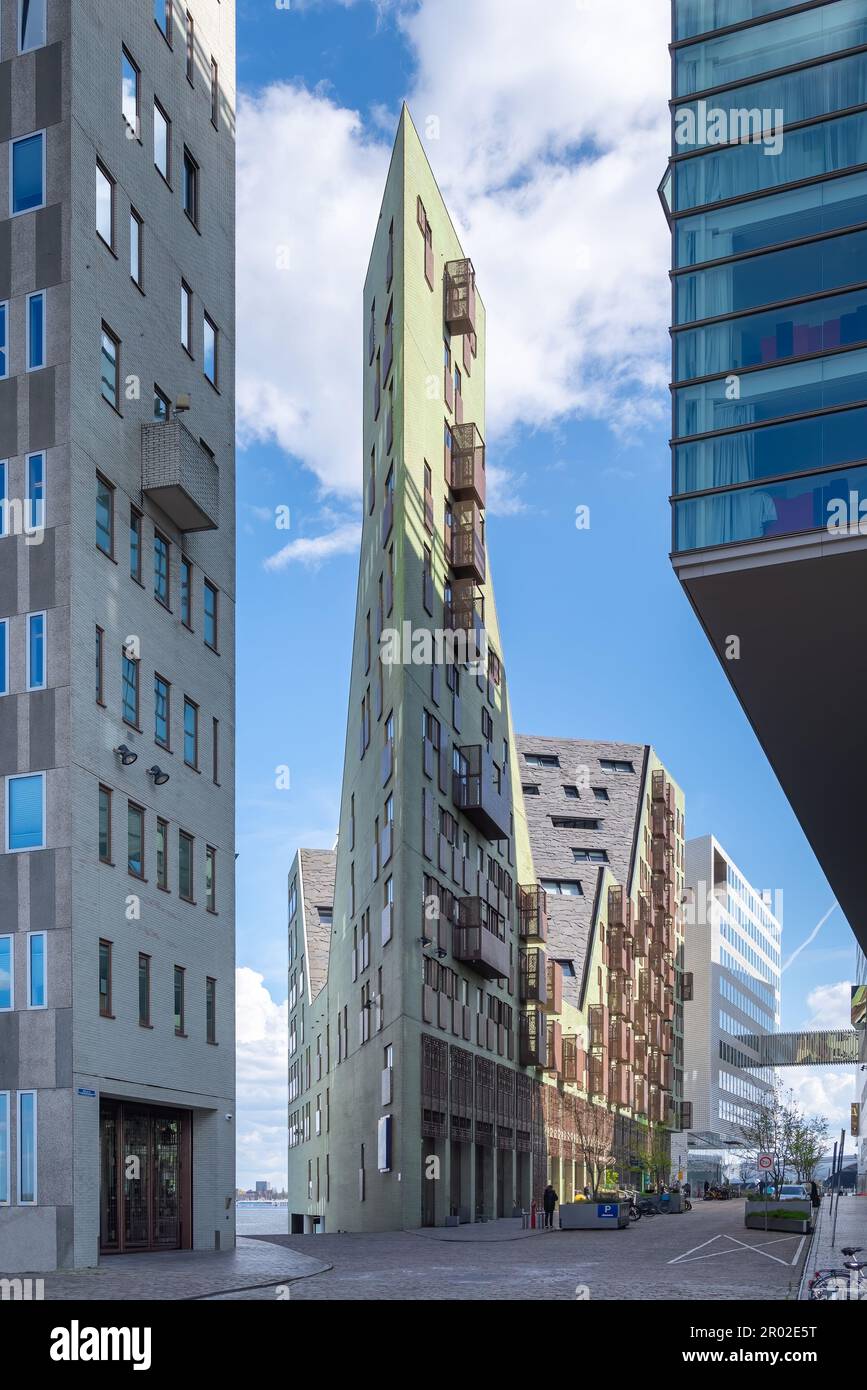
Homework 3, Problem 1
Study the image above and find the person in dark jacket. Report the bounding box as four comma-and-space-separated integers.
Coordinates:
810, 1181, 821, 1210
542, 1183, 558, 1229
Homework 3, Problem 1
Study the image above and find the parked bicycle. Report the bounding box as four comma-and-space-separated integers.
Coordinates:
809, 1246, 867, 1300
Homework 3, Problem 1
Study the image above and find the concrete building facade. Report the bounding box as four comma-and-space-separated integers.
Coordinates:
0, 0, 236, 1271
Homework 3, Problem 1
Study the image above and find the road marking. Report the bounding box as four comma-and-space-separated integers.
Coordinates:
669, 1232, 803, 1267
669, 1234, 721, 1264
791, 1236, 806, 1267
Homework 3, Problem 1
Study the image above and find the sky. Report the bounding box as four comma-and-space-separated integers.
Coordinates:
231, 0, 858, 1189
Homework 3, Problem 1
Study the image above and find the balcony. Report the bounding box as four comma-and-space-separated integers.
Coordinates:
517, 884, 548, 942
589, 1003, 609, 1050
661, 1021, 674, 1056
445, 578, 485, 649
651, 769, 675, 813
607, 885, 631, 932
450, 500, 485, 583
653, 911, 674, 954
562, 1035, 585, 1086
444, 258, 476, 336
519, 1008, 548, 1069
651, 839, 673, 875
453, 897, 509, 981
633, 1000, 648, 1038
605, 928, 629, 975
651, 873, 676, 917
449, 423, 486, 506
519, 948, 548, 1006
633, 1078, 648, 1116
546, 959, 564, 1015
611, 1020, 632, 1064
612, 1062, 632, 1108
141, 421, 219, 532
652, 802, 673, 844
546, 1021, 563, 1075
453, 743, 511, 841
608, 979, 632, 1020
589, 1053, 608, 1098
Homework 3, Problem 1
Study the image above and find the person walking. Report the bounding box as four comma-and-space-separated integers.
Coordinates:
542, 1183, 558, 1230
810, 1180, 821, 1211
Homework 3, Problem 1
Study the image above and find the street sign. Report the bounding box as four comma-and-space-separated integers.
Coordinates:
758, 1153, 773, 1171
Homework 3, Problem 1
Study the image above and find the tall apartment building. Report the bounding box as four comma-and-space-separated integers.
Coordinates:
0, 0, 236, 1270
663, 0, 867, 959
682, 836, 781, 1158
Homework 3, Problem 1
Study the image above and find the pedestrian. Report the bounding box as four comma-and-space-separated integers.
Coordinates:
703, 1180, 710, 1198
583, 1184, 591, 1200
810, 1181, 820, 1210
683, 1182, 691, 1199
542, 1182, 558, 1230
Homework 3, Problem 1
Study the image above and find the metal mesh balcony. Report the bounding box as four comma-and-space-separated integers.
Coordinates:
444, 258, 476, 336
141, 420, 219, 532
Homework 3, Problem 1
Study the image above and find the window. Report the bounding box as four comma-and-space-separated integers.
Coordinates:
203, 313, 218, 386
27, 612, 45, 691
128, 802, 144, 879
17, 1092, 37, 1204
27, 932, 46, 1009
154, 532, 170, 607
0, 305, 7, 378
179, 831, 194, 901
100, 325, 120, 409
139, 954, 151, 1027
6, 773, 45, 851
540, 879, 584, 896
206, 846, 216, 913
174, 965, 186, 1035
551, 816, 600, 830
523, 752, 559, 768
154, 101, 171, 182
600, 758, 634, 773
130, 507, 142, 582
572, 848, 608, 862
96, 163, 114, 249
183, 698, 198, 768
186, 12, 194, 83
96, 475, 113, 557
183, 149, 199, 225
11, 132, 45, 215
592, 786, 609, 801
0, 619, 7, 696
180, 556, 193, 627
27, 292, 45, 370
180, 282, 192, 352
154, 0, 172, 43
99, 785, 112, 863
0, 937, 12, 1011
19, 0, 47, 53
122, 648, 139, 726
99, 940, 112, 1018
563, 785, 580, 799
0, 1092, 8, 1203
154, 674, 170, 748
122, 49, 140, 135
156, 818, 168, 890
203, 580, 218, 650
212, 717, 219, 785
27, 452, 44, 530
210, 57, 219, 127
130, 208, 143, 287
206, 977, 216, 1043
95, 626, 105, 704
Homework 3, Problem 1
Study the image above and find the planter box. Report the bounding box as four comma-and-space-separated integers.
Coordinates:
745, 1214, 810, 1233
559, 1201, 630, 1230
745, 1199, 811, 1234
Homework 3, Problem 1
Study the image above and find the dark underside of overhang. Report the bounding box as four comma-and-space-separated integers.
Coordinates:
682, 546, 867, 955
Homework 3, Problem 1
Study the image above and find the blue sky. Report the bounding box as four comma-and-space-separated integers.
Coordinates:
231, 0, 857, 1186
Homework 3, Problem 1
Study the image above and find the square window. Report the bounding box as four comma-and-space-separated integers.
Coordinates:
6, 772, 45, 851
11, 132, 45, 215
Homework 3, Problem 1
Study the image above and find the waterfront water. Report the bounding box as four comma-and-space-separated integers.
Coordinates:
236, 1204, 289, 1236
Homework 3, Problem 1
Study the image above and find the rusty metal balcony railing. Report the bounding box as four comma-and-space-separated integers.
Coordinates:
449, 499, 485, 583
545, 959, 564, 1015
546, 1020, 563, 1075
517, 884, 548, 942
589, 1003, 609, 1050
141, 421, 219, 532
519, 948, 548, 1006
444, 258, 476, 336
449, 422, 485, 506
519, 1008, 547, 1069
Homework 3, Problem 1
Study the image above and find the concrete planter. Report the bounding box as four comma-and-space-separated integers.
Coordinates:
559, 1201, 630, 1230
745, 1199, 811, 1234
745, 1213, 810, 1233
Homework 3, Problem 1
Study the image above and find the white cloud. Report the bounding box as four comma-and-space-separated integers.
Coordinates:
264, 518, 361, 570
236, 966, 288, 1190
785, 1067, 856, 1138
236, 0, 672, 504
803, 981, 853, 1030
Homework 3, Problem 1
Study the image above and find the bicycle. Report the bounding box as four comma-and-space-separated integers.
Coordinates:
809, 1246, 867, 1300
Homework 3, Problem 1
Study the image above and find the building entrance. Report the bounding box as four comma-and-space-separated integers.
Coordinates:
99, 1100, 192, 1253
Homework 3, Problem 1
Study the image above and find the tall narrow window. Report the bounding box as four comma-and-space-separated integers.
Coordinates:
6, 773, 45, 851
99, 785, 112, 863
96, 475, 114, 556
122, 49, 140, 135
154, 101, 171, 182
127, 802, 144, 879
0, 619, 7, 696
27, 292, 45, 370
203, 313, 218, 386
183, 149, 199, 225
27, 932, 46, 1008
96, 163, 114, 249
180, 282, 192, 353
206, 977, 216, 1043
17, 1092, 37, 1204
122, 648, 139, 727
130, 208, 143, 287
0, 1092, 8, 1203
95, 626, 105, 704
154, 674, 170, 748
138, 954, 151, 1027
210, 57, 219, 127
174, 965, 186, 1035
205, 846, 216, 913
27, 612, 45, 691
154, 532, 170, 607
27, 453, 44, 530
0, 305, 7, 379
179, 831, 194, 902
100, 324, 120, 409
203, 580, 218, 650
154, 385, 170, 421
154, 0, 172, 44
11, 132, 45, 215
19, 0, 47, 53
181, 556, 193, 627
183, 697, 198, 768
186, 12, 195, 83
0, 937, 12, 1011
99, 941, 112, 1018
212, 717, 219, 785
156, 818, 168, 890
130, 507, 142, 582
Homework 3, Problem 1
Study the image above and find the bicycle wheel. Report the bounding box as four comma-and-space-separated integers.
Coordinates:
810, 1273, 847, 1300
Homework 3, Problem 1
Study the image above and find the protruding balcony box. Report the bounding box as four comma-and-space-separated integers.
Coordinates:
633, 1000, 648, 1038
589, 1003, 609, 1050
652, 839, 673, 875
605, 928, 629, 975
652, 802, 673, 844
546, 959, 564, 1015
607, 885, 631, 933
632, 918, 648, 957
646, 1011, 662, 1051
649, 942, 666, 977
608, 979, 632, 1021
611, 1019, 632, 1063
652, 873, 676, 917
519, 1008, 548, 1068
141, 421, 219, 532
517, 884, 548, 942
562, 1035, 585, 1086
444, 258, 476, 336
652, 768, 666, 803
633, 1078, 648, 1116
450, 500, 485, 583
382, 490, 394, 546
649, 1089, 666, 1125
449, 423, 486, 506
453, 897, 509, 980
589, 1053, 608, 1097
453, 743, 511, 841
612, 1062, 632, 1107
663, 986, 675, 1022
445, 578, 485, 650
633, 1036, 647, 1072
661, 1020, 674, 1056
519, 947, 548, 1005
546, 1020, 563, 1075
653, 911, 674, 954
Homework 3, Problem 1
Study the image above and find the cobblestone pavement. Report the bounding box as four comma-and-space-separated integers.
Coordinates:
14, 1237, 330, 1302
798, 1195, 867, 1299
210, 1198, 810, 1301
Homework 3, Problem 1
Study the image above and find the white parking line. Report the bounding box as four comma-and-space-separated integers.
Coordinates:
791, 1236, 807, 1267
669, 1233, 804, 1267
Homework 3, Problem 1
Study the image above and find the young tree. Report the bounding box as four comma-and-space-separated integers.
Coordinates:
574, 1098, 614, 1196
737, 1081, 800, 1198
790, 1115, 829, 1183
